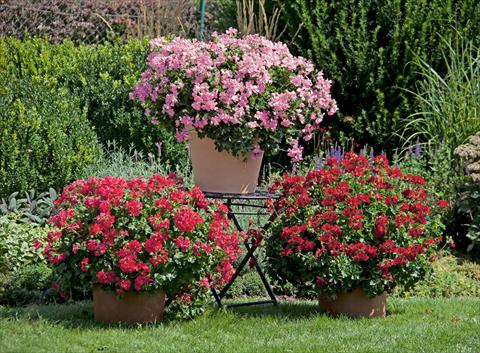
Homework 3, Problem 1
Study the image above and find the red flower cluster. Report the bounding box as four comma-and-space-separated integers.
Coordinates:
37, 174, 241, 308
266, 152, 447, 297
173, 207, 203, 233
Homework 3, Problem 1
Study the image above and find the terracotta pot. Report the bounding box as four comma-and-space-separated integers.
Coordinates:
318, 286, 386, 318
92, 286, 166, 323
187, 128, 263, 194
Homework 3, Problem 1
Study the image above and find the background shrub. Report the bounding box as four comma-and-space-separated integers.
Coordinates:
78, 142, 192, 185
276, 0, 480, 152
0, 37, 188, 197
0, 263, 53, 307
0, 77, 101, 196
59, 39, 178, 155
0, 37, 184, 158
401, 33, 480, 174
227, 270, 268, 298
396, 253, 480, 298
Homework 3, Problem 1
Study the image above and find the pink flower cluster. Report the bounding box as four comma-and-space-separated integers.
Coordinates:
130, 29, 337, 161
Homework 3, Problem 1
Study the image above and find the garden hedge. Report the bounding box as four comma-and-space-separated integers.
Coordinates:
0, 37, 187, 196
0, 77, 101, 196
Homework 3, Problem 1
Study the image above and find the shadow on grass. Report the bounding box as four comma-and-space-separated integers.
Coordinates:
0, 299, 328, 329
0, 301, 168, 330
224, 297, 406, 319
0, 297, 407, 329
223, 299, 326, 320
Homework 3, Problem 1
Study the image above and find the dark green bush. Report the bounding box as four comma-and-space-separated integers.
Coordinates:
13, 262, 52, 292
0, 77, 101, 196
0, 262, 53, 306
276, 0, 480, 151
0, 36, 186, 165
61, 39, 182, 159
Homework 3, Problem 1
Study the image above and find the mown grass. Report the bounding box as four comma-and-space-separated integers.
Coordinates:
0, 297, 479, 353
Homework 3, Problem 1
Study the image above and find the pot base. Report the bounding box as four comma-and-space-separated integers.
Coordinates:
93, 286, 166, 323
318, 287, 386, 318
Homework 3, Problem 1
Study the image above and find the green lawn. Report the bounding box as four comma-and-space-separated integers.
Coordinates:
0, 297, 479, 353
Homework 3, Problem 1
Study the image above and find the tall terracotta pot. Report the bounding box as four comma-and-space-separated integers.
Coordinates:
318, 286, 386, 318
187, 128, 263, 194
93, 286, 166, 323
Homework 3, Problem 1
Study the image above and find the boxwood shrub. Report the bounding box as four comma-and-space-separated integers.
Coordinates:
0, 77, 101, 196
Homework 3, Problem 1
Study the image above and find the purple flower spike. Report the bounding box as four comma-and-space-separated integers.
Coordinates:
415, 137, 421, 158
155, 142, 162, 158
316, 158, 324, 170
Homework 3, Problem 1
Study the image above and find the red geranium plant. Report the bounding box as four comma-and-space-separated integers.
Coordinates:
264, 152, 448, 298
36, 174, 241, 317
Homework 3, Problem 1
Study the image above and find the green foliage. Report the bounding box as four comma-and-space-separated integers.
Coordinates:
0, 36, 187, 163
276, 0, 480, 151
78, 141, 193, 186
60, 39, 181, 157
0, 214, 51, 306
402, 32, 480, 175
0, 263, 53, 307
0, 76, 101, 197
207, 0, 238, 33
12, 263, 53, 292
397, 253, 480, 298
0, 189, 57, 226
227, 270, 268, 298
0, 214, 48, 276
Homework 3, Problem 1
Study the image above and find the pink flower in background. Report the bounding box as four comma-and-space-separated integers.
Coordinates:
175, 127, 189, 143
287, 140, 304, 162
252, 144, 263, 160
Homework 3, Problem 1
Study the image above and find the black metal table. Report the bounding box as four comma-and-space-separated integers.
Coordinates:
204, 190, 279, 308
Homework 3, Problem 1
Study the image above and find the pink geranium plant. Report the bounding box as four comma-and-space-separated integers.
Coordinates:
35, 174, 241, 317
130, 29, 337, 162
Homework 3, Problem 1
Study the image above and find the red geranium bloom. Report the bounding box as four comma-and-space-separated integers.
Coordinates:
174, 207, 203, 233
